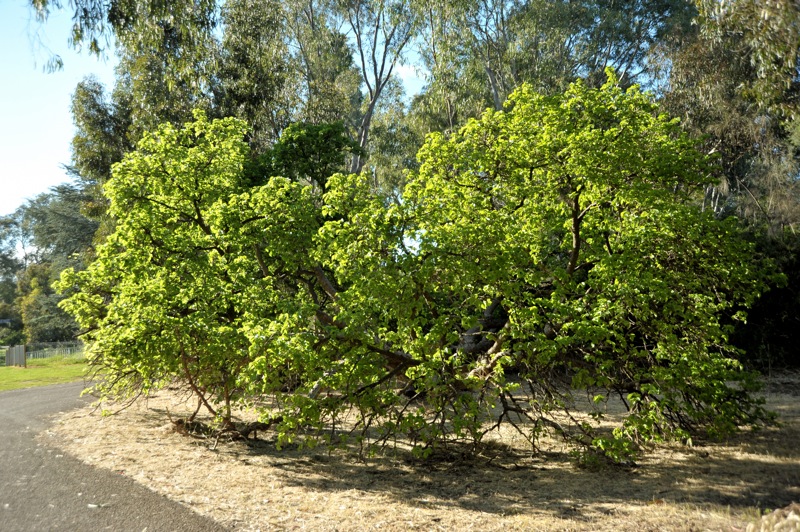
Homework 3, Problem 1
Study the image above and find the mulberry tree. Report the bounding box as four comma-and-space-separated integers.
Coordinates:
59, 74, 775, 460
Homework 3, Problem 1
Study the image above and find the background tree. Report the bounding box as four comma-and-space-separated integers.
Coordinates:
262, 121, 363, 191
656, 5, 800, 369
18, 262, 78, 343
410, 0, 693, 135
0, 219, 25, 345
364, 78, 423, 193
661, 25, 800, 234
283, 0, 363, 126
17, 184, 100, 263
0, 185, 95, 344
0, 302, 24, 346
695, 0, 800, 116
334, 0, 417, 172
29, 0, 416, 188
68, 77, 134, 217
215, 0, 295, 154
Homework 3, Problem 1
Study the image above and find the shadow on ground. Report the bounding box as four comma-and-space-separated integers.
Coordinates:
198, 398, 800, 521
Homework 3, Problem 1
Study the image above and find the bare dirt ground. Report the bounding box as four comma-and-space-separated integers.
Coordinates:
44, 374, 800, 531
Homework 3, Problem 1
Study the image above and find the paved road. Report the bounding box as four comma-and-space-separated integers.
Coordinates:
0, 382, 226, 531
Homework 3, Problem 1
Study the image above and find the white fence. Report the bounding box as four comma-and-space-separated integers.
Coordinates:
26, 344, 83, 361
4, 343, 83, 367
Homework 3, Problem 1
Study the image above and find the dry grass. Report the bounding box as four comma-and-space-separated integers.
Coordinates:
43, 375, 800, 531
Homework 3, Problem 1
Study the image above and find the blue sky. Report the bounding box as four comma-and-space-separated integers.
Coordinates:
0, 1, 116, 217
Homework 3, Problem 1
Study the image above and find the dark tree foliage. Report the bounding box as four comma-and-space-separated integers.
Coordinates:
29, 0, 218, 70
696, 0, 800, 117
0, 219, 25, 345
0, 232, 23, 305
8, 186, 98, 343
18, 184, 100, 261
0, 302, 25, 346
731, 238, 800, 370
68, 77, 133, 190
658, 11, 800, 370
266, 122, 363, 191
18, 263, 78, 343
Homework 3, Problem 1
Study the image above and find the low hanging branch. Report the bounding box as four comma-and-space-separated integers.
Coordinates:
179, 346, 218, 419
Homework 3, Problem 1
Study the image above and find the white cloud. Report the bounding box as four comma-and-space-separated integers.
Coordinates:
394, 63, 428, 97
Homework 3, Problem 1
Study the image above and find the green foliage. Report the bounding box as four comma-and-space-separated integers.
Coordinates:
411, 0, 694, 132
658, 12, 800, 369
0, 185, 95, 345
69, 77, 133, 189
59, 77, 774, 462
0, 301, 25, 346
352, 71, 774, 457
259, 121, 363, 191
216, 0, 294, 153
16, 184, 99, 262
0, 218, 23, 306
282, 0, 363, 127
58, 110, 253, 421
68, 77, 134, 225
696, 0, 800, 116
661, 25, 800, 235
18, 263, 78, 343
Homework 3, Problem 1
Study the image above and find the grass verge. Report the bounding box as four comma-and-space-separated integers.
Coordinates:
0, 356, 87, 392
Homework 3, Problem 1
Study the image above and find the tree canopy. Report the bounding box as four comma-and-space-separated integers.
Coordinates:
58, 75, 776, 461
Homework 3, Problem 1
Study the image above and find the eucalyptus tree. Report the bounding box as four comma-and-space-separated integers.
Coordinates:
658, 2, 800, 370
28, 0, 218, 71
695, 0, 800, 116
283, 0, 362, 127
62, 5, 217, 240
663, 32, 800, 234
333, 0, 417, 172
68, 76, 134, 225
364, 77, 423, 193
411, 0, 694, 135
662, 1, 800, 236
215, 0, 296, 154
